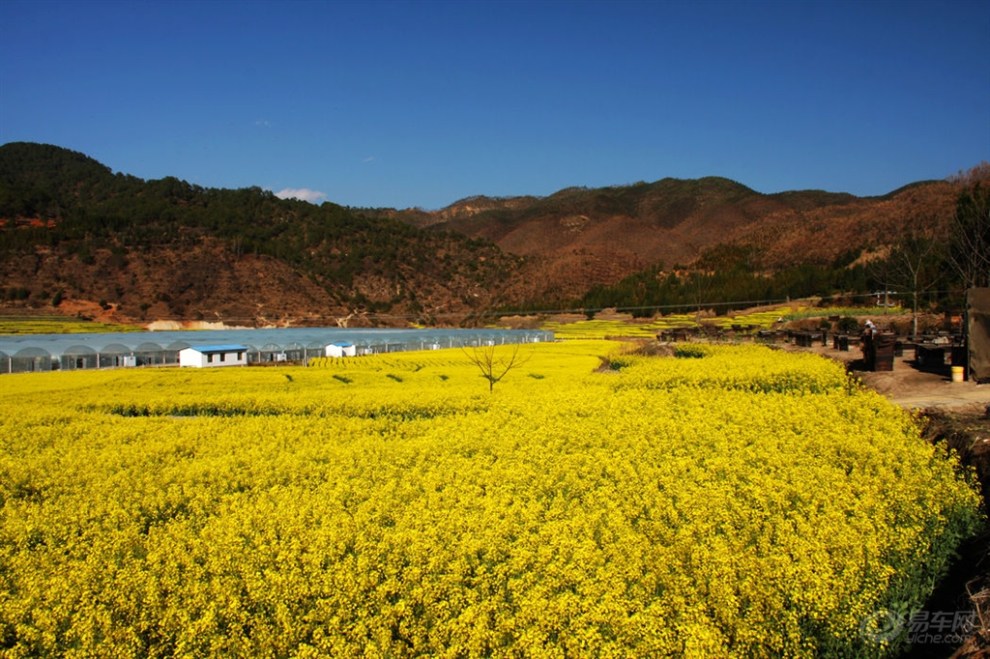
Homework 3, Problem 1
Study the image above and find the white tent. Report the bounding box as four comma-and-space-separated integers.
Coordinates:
325, 342, 357, 358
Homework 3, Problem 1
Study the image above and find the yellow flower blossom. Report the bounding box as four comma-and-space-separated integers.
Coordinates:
0, 341, 980, 657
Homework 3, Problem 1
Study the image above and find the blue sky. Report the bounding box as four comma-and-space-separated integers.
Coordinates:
1, 0, 987, 209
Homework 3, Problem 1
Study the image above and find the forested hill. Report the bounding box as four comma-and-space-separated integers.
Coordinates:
0, 142, 523, 326
1, 142, 985, 325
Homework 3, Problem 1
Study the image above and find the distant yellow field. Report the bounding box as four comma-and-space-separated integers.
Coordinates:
543, 305, 905, 339
0, 316, 140, 335
0, 341, 980, 656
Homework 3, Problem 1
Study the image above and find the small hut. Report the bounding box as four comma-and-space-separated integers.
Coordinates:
178, 345, 248, 368
325, 342, 357, 358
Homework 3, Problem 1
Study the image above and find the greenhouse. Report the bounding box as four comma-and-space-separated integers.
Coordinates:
9, 347, 52, 373
60, 345, 98, 370
0, 327, 554, 374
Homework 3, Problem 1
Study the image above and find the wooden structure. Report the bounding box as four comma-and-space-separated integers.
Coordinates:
862, 332, 895, 372
968, 288, 990, 383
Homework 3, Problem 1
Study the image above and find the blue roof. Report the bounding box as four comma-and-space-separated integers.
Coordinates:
330, 341, 354, 347
185, 344, 249, 353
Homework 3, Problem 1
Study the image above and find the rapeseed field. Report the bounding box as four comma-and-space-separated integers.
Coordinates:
0, 341, 981, 657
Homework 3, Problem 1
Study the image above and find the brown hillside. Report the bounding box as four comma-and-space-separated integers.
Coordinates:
3, 240, 345, 326
737, 182, 961, 268
3, 238, 512, 327
393, 177, 970, 302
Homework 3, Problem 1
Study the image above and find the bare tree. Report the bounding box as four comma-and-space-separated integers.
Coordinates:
947, 183, 990, 290
463, 342, 529, 393
684, 270, 715, 323
947, 161, 990, 186
884, 224, 945, 338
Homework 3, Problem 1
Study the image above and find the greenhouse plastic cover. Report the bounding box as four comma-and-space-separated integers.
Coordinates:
0, 327, 553, 359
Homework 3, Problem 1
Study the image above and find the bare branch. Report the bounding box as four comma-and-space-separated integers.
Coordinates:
947, 183, 990, 289
462, 342, 530, 393
878, 220, 945, 337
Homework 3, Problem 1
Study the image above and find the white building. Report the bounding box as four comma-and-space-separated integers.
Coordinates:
178, 344, 249, 368
325, 342, 357, 358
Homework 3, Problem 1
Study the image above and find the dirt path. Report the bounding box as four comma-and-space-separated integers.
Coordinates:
859, 363, 987, 413
798, 343, 988, 413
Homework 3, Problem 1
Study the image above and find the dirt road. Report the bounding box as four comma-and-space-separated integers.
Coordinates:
800, 343, 988, 413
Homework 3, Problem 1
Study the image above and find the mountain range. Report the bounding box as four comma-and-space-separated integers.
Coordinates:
0, 142, 978, 326
389, 176, 962, 305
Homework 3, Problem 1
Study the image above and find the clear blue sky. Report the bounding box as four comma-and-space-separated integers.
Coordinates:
2, 0, 988, 209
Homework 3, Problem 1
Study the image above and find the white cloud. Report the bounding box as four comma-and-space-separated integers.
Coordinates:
363, 156, 376, 163
274, 188, 328, 204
